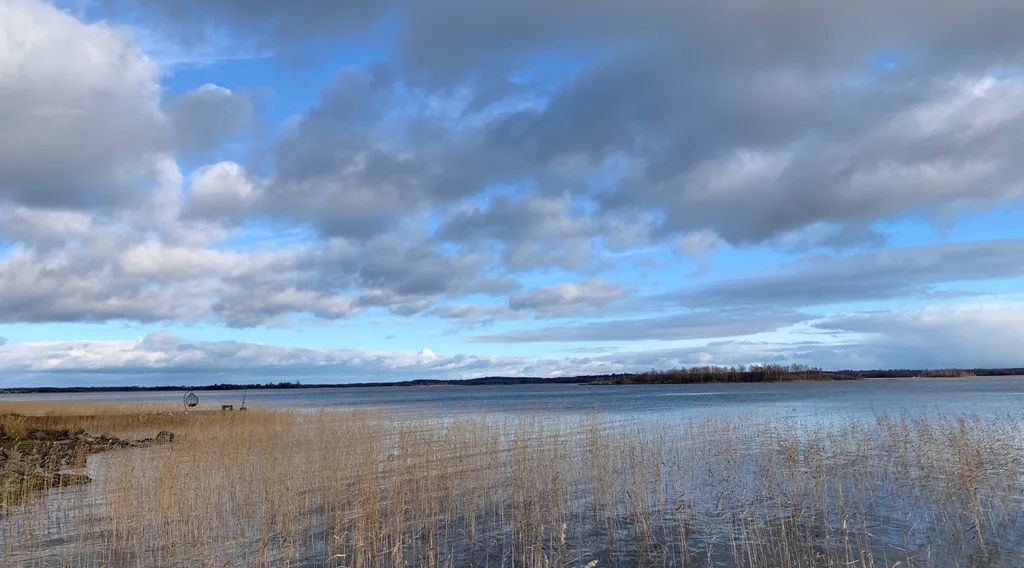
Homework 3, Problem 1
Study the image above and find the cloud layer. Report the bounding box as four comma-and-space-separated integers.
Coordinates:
2, 0, 1024, 382
6, 302, 1024, 384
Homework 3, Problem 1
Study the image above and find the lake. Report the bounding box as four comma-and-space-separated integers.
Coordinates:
7, 376, 1024, 566
7, 375, 1024, 421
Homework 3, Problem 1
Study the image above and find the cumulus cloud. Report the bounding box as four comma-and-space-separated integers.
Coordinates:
509, 279, 625, 317
185, 161, 263, 222
437, 194, 600, 270
5, 302, 1020, 385
0, 0, 170, 209
473, 311, 809, 343
0, 332, 628, 384
631, 75, 1024, 243
667, 239, 1024, 309
263, 70, 510, 238
0, 332, 447, 375
7, 0, 1024, 381
615, 303, 1024, 371
86, 0, 1024, 254
117, 0, 1024, 245
299, 235, 518, 315
812, 303, 1024, 369
166, 84, 252, 150
0, 236, 246, 323
438, 194, 590, 244
0, 207, 97, 247
431, 304, 512, 326
127, 0, 1024, 77
0, 221, 526, 326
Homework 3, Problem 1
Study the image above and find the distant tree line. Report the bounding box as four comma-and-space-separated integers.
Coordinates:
837, 368, 1024, 378
597, 364, 853, 385
3, 367, 1024, 393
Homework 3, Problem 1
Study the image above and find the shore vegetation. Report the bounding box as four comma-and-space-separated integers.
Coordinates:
2, 402, 1023, 566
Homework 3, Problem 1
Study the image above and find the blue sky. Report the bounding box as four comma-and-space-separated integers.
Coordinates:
2, 0, 1024, 385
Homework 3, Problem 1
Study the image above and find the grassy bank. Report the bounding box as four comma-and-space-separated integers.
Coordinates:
2, 403, 1023, 566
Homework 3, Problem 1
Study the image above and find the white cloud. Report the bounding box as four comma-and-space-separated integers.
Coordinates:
813, 302, 1024, 369
185, 161, 263, 222
5, 0, 1024, 380
509, 279, 626, 316
0, 0, 170, 209
3, 303, 1024, 384
0, 332, 627, 383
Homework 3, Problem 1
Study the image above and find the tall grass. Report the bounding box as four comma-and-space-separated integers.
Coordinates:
3, 404, 1024, 566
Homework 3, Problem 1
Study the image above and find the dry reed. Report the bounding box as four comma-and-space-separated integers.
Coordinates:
2, 403, 1023, 567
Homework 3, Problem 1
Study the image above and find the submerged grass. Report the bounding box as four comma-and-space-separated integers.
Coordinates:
2, 402, 1024, 567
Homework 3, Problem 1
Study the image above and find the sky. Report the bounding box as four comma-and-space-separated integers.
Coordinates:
2, 0, 1024, 386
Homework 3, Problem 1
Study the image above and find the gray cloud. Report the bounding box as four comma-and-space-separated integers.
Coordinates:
0, 0, 171, 210
430, 304, 512, 326
132, 0, 1024, 247
810, 303, 1024, 369
436, 194, 602, 270
637, 75, 1024, 243
0, 207, 98, 248
438, 194, 592, 244
126, 0, 1024, 79
668, 239, 1024, 310
206, 234, 517, 324
482, 55, 1024, 245
306, 235, 519, 308
0, 230, 275, 324
184, 161, 263, 222
508, 279, 625, 317
127, 0, 388, 47
101, 0, 1024, 250
472, 311, 808, 343
265, 70, 517, 238
529, 302, 1024, 370
166, 84, 252, 150
8, 0, 1024, 376
4, 303, 1020, 385
0, 202, 515, 326
0, 331, 629, 384
652, 303, 1024, 371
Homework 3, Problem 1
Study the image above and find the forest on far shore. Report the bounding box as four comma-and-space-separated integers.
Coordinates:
3, 365, 1024, 393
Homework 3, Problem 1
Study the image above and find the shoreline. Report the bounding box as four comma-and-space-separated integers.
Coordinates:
4, 368, 1023, 394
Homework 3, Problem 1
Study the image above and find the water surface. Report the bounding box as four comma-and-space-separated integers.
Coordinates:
7, 375, 1024, 421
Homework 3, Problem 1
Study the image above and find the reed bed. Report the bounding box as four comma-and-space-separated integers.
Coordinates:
1, 401, 195, 440
3, 405, 1024, 567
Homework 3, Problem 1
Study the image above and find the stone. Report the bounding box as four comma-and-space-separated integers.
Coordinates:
155, 431, 175, 444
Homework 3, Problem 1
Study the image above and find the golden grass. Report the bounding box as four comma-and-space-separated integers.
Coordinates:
0, 400, 256, 439
3, 405, 1024, 567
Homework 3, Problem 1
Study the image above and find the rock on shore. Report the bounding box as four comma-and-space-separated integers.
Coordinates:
0, 426, 175, 505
